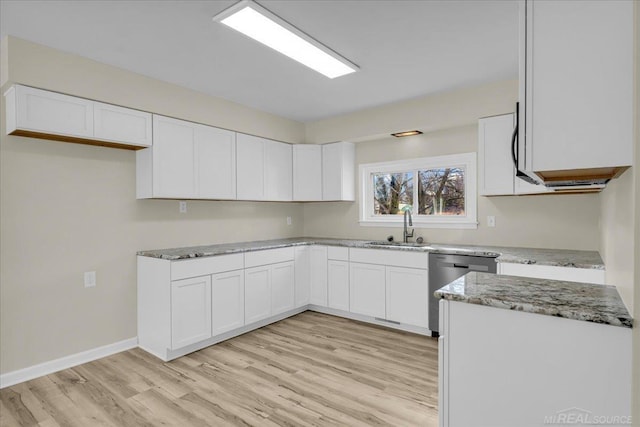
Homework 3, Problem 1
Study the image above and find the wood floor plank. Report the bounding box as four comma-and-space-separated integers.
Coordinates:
1, 312, 438, 426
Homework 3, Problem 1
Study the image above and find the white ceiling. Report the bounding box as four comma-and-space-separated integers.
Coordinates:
0, 0, 519, 123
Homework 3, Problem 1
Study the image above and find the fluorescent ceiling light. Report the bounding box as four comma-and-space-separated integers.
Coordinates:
213, 0, 358, 79
391, 130, 423, 138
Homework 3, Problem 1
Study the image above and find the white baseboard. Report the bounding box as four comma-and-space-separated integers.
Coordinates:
0, 337, 138, 389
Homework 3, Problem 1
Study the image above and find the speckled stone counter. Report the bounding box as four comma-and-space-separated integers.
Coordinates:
137, 237, 604, 269
435, 271, 632, 328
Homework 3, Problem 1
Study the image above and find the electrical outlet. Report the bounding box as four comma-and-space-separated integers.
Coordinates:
287, 216, 292, 226
487, 216, 496, 227
179, 201, 187, 213
84, 271, 96, 288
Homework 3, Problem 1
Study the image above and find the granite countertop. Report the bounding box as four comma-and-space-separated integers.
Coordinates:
137, 237, 604, 270
435, 271, 632, 328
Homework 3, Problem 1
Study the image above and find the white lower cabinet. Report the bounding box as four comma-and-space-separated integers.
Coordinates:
439, 299, 631, 427
211, 270, 245, 336
271, 261, 295, 315
349, 262, 386, 318
327, 260, 349, 311
386, 267, 428, 328
244, 266, 271, 324
294, 246, 310, 307
170, 275, 212, 349
309, 246, 328, 306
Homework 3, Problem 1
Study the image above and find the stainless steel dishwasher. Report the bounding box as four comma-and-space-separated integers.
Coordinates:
428, 252, 497, 336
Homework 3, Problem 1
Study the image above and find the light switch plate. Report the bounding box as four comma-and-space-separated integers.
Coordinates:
487, 216, 496, 227
84, 271, 96, 288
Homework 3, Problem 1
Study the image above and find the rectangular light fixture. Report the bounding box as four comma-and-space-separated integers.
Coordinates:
213, 0, 358, 79
391, 130, 423, 138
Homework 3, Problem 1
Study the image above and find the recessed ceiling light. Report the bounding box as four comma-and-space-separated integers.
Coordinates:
391, 130, 423, 138
213, 0, 358, 79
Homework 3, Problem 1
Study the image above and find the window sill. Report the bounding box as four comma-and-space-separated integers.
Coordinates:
358, 220, 478, 230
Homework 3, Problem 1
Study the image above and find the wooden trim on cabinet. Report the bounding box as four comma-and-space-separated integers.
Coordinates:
8, 129, 147, 150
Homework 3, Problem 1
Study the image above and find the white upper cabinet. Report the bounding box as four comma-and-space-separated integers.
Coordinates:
5, 84, 152, 149
6, 85, 93, 138
237, 134, 293, 201
519, 0, 633, 183
293, 145, 322, 201
149, 115, 197, 198
137, 115, 236, 199
265, 140, 293, 201
322, 142, 355, 201
236, 133, 266, 201
196, 124, 237, 200
93, 101, 152, 147
478, 113, 549, 196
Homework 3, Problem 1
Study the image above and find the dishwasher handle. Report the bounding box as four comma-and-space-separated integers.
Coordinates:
453, 263, 469, 269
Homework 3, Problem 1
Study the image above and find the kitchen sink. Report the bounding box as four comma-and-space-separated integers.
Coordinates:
365, 240, 430, 248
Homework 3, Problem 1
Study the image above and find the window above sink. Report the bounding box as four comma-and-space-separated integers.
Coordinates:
358, 153, 478, 229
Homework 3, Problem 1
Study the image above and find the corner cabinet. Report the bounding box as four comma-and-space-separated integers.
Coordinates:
4, 84, 152, 150
136, 115, 236, 199
518, 0, 633, 184
293, 145, 323, 201
322, 142, 355, 201
478, 113, 549, 196
236, 134, 292, 201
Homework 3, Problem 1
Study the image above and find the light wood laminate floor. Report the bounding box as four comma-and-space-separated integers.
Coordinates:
0, 311, 438, 426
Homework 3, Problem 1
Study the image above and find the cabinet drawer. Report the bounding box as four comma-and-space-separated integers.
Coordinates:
171, 253, 243, 280
349, 248, 428, 269
244, 247, 295, 268
327, 246, 349, 261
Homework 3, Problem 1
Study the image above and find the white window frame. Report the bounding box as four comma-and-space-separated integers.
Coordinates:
359, 152, 477, 229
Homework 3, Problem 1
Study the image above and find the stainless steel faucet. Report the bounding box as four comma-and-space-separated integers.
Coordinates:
403, 209, 414, 243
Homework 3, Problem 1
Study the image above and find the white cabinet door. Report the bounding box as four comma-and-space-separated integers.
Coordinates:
271, 261, 295, 315
293, 145, 322, 201
171, 275, 212, 349
327, 260, 349, 311
322, 142, 355, 201
294, 246, 310, 307
93, 101, 152, 147
478, 114, 515, 196
386, 266, 428, 328
522, 0, 633, 175
11, 85, 93, 138
152, 115, 196, 198
196, 124, 236, 199
244, 266, 271, 324
478, 114, 549, 197
236, 133, 266, 200
211, 270, 244, 336
309, 246, 328, 306
265, 140, 292, 201
349, 262, 385, 318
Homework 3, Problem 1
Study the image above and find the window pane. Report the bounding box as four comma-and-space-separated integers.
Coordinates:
417, 168, 465, 216
372, 172, 413, 215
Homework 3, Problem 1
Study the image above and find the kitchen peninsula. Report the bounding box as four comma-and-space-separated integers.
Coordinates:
436, 272, 632, 427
